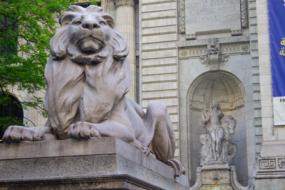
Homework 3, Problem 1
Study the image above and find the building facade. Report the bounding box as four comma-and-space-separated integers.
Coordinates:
101, 0, 285, 189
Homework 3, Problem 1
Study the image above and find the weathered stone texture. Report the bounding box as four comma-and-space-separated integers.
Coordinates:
0, 138, 189, 190
185, 0, 241, 37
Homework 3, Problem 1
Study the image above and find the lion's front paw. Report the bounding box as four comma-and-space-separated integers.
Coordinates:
3, 126, 44, 142
69, 121, 101, 139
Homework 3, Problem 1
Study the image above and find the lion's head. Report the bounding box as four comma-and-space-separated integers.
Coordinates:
45, 5, 131, 136
50, 5, 128, 64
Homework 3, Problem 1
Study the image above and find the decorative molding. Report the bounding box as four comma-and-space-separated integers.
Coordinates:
241, 0, 249, 28
179, 42, 250, 59
115, 0, 134, 7
179, 46, 206, 58
258, 157, 285, 171
278, 158, 285, 169
180, 0, 248, 37
231, 29, 242, 36
199, 38, 229, 69
221, 43, 250, 55
259, 159, 276, 170
178, 0, 185, 34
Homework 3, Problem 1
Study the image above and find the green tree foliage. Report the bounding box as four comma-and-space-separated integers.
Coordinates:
0, 0, 98, 137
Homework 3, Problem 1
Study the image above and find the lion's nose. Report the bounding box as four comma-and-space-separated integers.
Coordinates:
82, 21, 100, 30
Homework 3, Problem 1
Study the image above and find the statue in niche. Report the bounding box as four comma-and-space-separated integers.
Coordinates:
200, 104, 236, 166
3, 5, 184, 176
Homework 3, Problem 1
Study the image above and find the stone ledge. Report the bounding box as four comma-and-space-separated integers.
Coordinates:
260, 141, 285, 157
0, 137, 189, 190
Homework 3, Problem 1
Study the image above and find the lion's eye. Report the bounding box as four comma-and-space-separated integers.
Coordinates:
99, 21, 106, 25
73, 20, 82, 25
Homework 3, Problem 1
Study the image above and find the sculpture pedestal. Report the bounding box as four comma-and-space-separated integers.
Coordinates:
0, 137, 189, 190
190, 165, 247, 190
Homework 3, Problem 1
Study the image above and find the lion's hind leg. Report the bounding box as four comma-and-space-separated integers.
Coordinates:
144, 101, 175, 162
144, 101, 186, 177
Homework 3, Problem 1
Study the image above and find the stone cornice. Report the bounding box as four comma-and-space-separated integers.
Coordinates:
115, 0, 134, 7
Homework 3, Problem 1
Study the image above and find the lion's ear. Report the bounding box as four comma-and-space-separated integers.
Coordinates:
102, 14, 114, 28
59, 12, 77, 25
59, 5, 85, 25
50, 26, 69, 60
110, 31, 129, 61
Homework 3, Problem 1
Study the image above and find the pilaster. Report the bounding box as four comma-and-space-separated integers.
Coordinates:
115, 0, 136, 100
115, 0, 134, 7
255, 0, 285, 188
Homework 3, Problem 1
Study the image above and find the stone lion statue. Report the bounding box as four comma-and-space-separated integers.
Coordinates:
3, 5, 184, 175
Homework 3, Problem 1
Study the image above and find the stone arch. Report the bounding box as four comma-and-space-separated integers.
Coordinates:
187, 71, 248, 186
0, 92, 23, 138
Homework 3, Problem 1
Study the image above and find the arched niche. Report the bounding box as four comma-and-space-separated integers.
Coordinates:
0, 92, 23, 138
187, 71, 248, 186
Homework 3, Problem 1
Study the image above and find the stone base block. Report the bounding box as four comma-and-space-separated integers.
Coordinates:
0, 137, 189, 190
255, 177, 285, 190
190, 165, 247, 190
255, 156, 285, 190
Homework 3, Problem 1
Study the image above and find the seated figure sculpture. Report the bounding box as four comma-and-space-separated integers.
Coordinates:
3, 5, 184, 175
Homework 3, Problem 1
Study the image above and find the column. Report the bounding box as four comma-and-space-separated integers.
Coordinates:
115, 0, 136, 100
101, 0, 116, 19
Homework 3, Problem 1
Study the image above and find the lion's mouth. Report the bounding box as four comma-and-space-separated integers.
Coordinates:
77, 37, 105, 54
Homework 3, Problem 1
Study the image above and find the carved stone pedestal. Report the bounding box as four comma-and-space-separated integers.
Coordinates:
190, 165, 247, 190
0, 137, 189, 190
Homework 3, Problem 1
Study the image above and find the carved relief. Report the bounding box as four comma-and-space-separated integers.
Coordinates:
179, 43, 250, 59
179, 46, 206, 58
221, 43, 250, 55
259, 159, 276, 170
200, 38, 229, 69
277, 158, 285, 169
200, 104, 237, 166
258, 157, 285, 170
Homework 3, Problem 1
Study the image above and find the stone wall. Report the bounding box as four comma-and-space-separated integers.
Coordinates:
255, 0, 285, 188
177, 0, 257, 186
139, 0, 180, 157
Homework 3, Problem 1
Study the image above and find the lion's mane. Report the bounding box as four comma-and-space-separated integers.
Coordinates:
44, 5, 130, 138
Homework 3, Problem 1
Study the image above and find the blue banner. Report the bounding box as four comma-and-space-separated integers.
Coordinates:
268, 0, 285, 125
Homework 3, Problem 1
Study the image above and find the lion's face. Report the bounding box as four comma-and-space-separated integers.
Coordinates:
67, 12, 112, 55
50, 5, 128, 64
